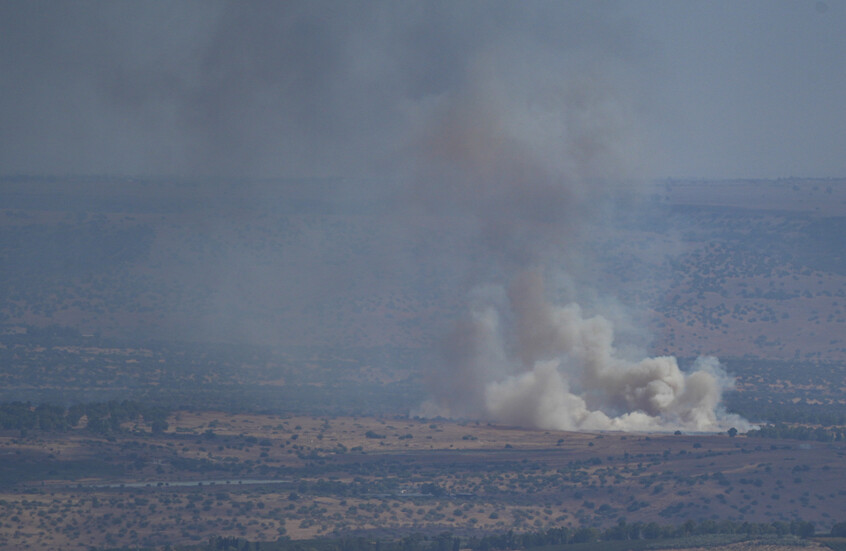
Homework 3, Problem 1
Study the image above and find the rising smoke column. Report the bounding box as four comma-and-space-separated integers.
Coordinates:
0, 1, 750, 430
414, 44, 750, 433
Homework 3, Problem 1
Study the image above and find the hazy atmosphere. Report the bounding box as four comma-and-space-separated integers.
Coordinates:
2, 1, 845, 180
1, 3, 846, 548
5, 0, 824, 431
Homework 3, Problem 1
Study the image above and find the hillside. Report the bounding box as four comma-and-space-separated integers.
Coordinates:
1, 177, 845, 424
3, 177, 845, 355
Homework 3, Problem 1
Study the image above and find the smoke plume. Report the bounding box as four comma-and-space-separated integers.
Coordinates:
411, 35, 750, 433
0, 1, 751, 431
420, 271, 749, 432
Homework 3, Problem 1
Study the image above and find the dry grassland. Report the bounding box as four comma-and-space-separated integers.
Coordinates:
1, 412, 844, 549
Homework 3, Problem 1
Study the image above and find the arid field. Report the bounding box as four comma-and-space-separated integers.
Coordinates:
2, 412, 844, 549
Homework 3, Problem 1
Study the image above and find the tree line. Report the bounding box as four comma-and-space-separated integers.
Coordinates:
0, 400, 169, 435
153, 517, 825, 551
724, 396, 846, 427
747, 422, 846, 442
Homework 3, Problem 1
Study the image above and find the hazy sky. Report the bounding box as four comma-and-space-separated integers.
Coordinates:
1, 0, 844, 180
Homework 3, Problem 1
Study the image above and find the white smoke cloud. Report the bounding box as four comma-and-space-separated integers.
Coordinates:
421, 272, 752, 432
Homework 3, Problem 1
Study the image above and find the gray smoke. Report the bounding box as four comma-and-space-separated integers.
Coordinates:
410, 33, 750, 433
0, 2, 751, 431
0, 1, 645, 180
